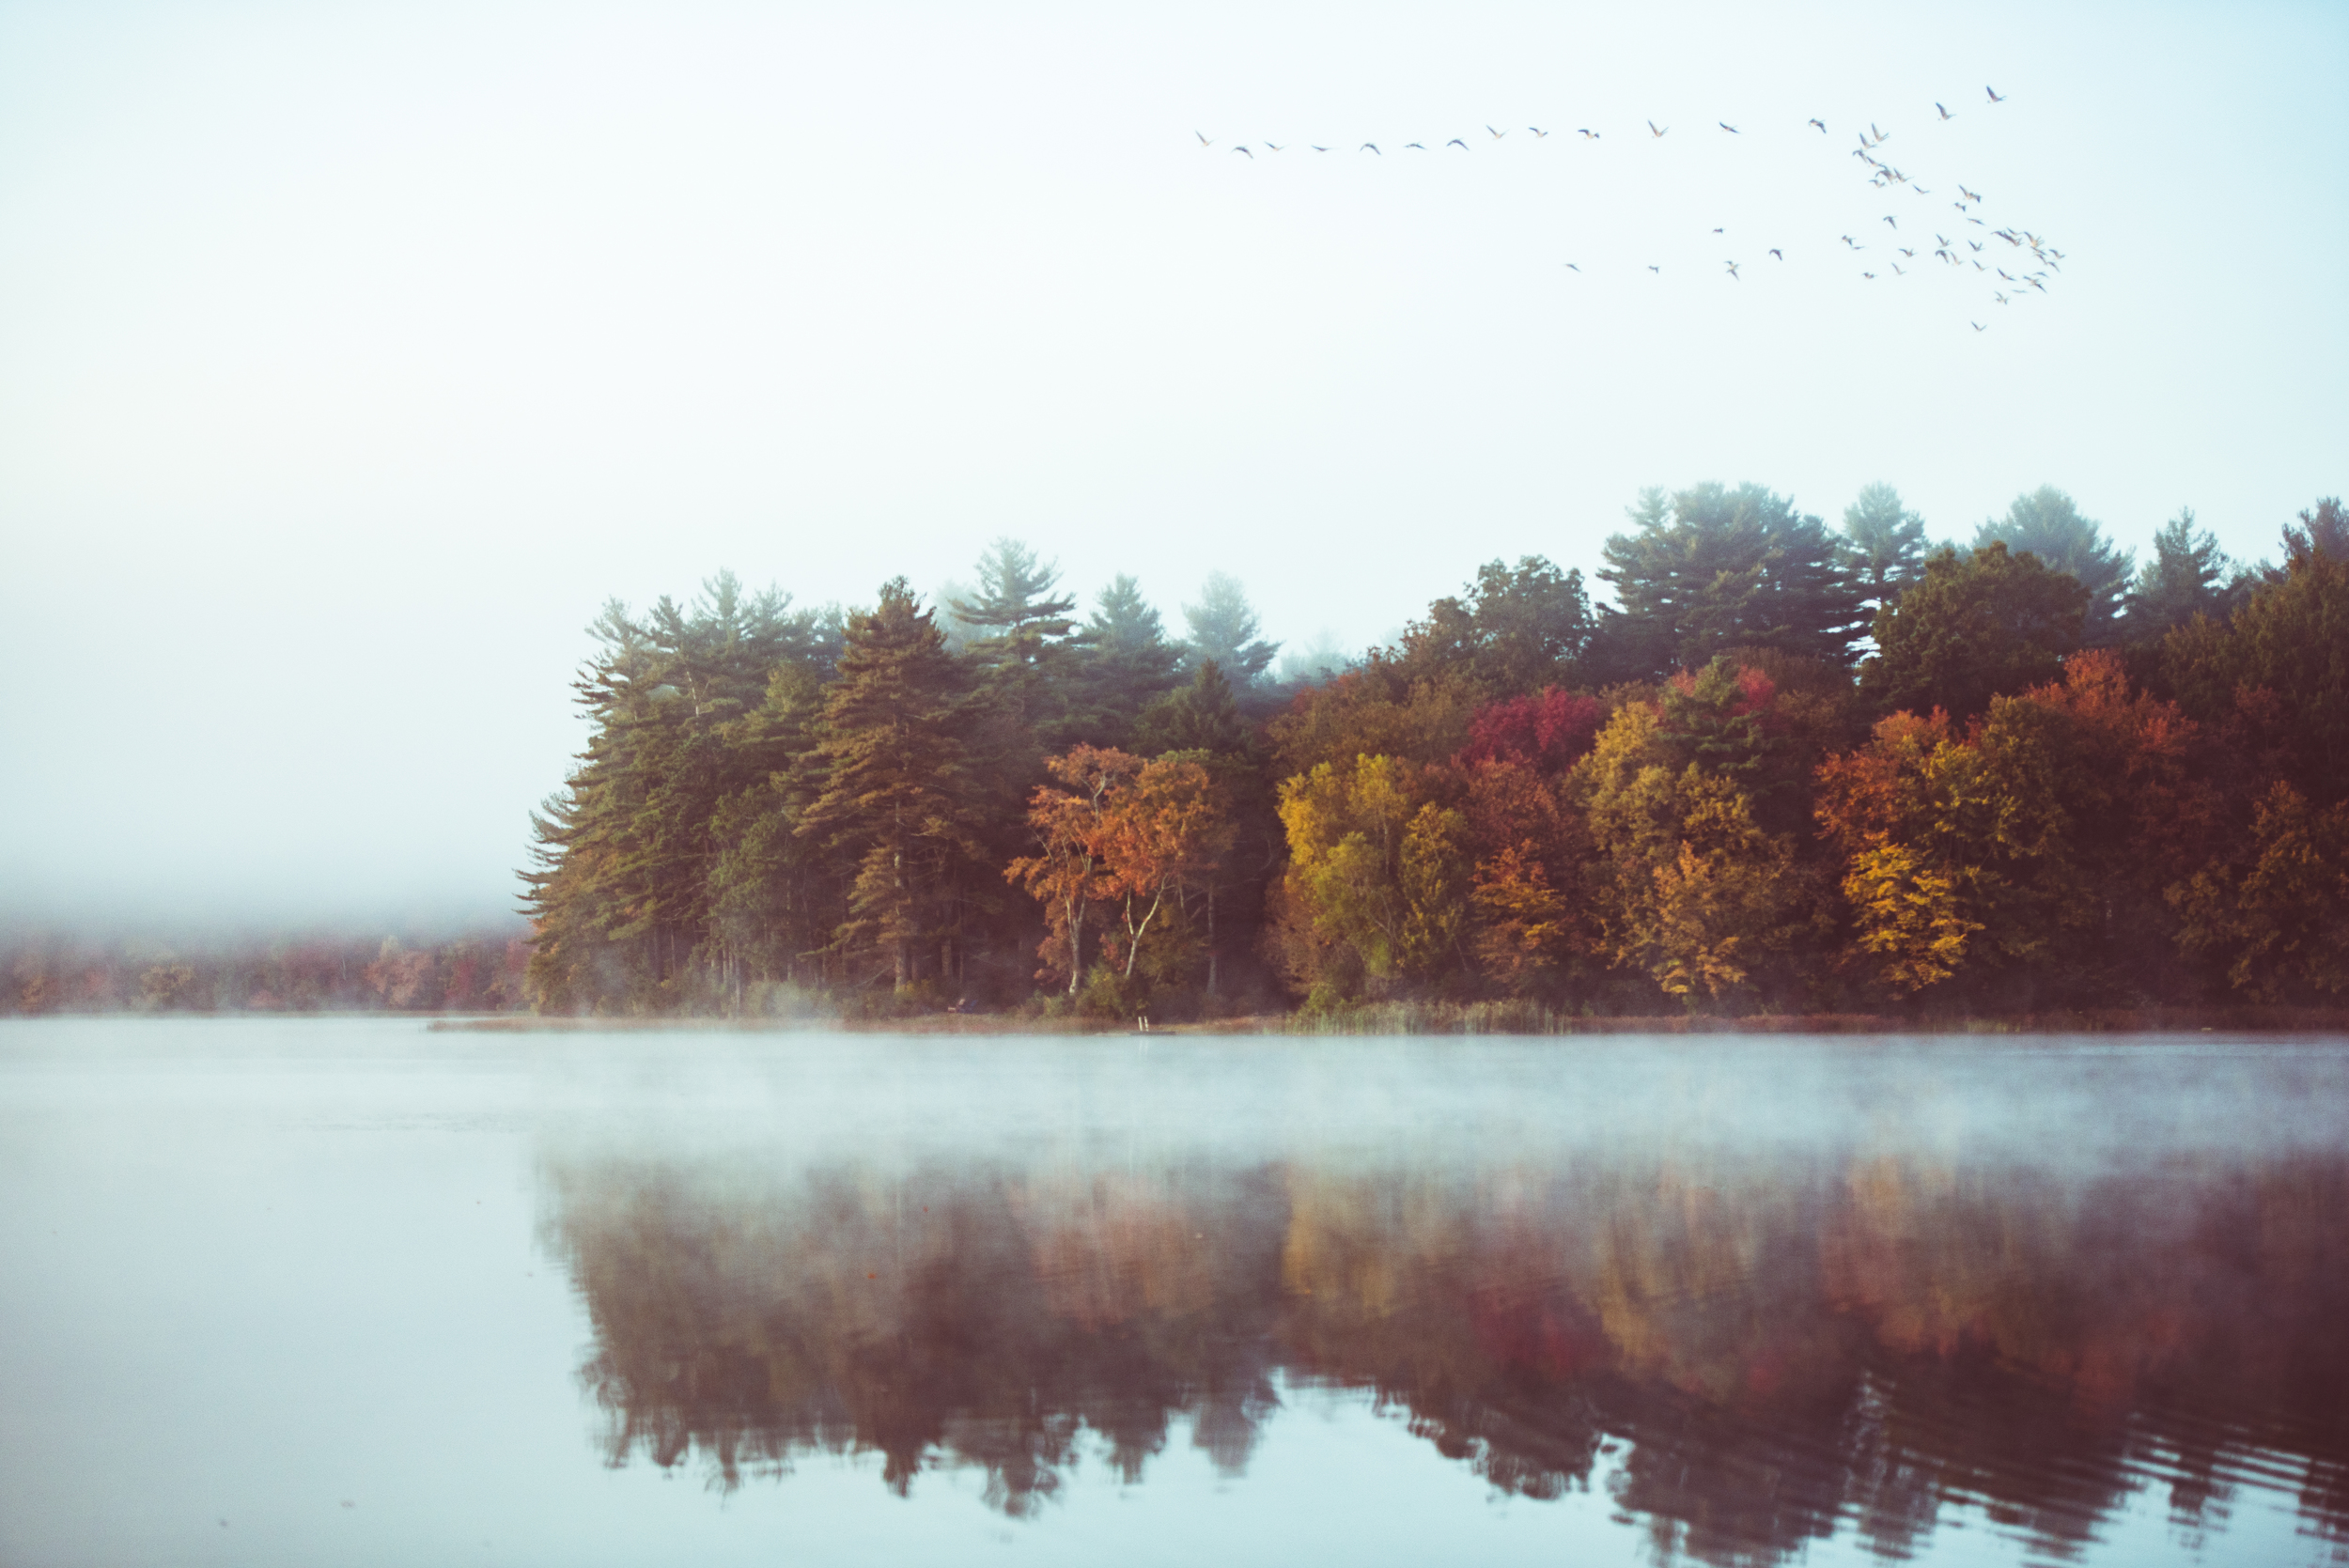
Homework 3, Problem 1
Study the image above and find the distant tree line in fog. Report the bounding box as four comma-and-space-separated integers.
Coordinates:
509, 483, 2346, 1021
5, 933, 529, 1017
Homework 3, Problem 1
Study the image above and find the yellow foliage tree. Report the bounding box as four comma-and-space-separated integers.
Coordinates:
1277, 754, 1470, 990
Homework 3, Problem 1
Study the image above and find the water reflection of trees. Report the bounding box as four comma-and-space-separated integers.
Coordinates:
540, 1151, 2349, 1560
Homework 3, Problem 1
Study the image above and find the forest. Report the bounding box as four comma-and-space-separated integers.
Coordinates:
518, 484, 2349, 1021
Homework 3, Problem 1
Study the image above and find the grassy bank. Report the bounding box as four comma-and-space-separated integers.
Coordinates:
423, 1002, 2349, 1036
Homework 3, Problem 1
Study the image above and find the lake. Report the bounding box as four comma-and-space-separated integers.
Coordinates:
1, 1018, 2344, 1566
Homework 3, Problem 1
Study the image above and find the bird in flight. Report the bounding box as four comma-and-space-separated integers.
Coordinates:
1649, 120, 1669, 137
1577, 127, 1599, 139
1404, 142, 1426, 150
1195, 131, 1213, 147
1446, 138, 1469, 149
1719, 121, 1739, 133
1891, 262, 1906, 275
1486, 124, 1507, 139
1871, 122, 1890, 143
1809, 117, 1828, 132
1233, 145, 1253, 158
1958, 185, 1982, 203
1724, 260, 1741, 280
1842, 234, 1860, 248
1647, 264, 1660, 273
1936, 102, 1954, 120
1312, 145, 1330, 152
1265, 142, 1284, 152
1985, 85, 2007, 102
1883, 215, 1898, 228
1563, 262, 1580, 272
1972, 321, 1986, 332
1712, 226, 1724, 233
1862, 271, 1877, 279
1899, 246, 1915, 257
1529, 126, 1549, 137
1361, 142, 1380, 154
1768, 248, 1783, 259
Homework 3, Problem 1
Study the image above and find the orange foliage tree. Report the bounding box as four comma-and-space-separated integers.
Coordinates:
1007, 746, 1233, 995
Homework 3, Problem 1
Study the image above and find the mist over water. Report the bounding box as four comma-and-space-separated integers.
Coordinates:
3, 1020, 2343, 1565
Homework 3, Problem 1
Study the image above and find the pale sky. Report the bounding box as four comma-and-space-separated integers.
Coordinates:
3, 0, 2343, 930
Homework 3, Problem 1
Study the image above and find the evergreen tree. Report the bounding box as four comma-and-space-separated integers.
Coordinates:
2124, 509, 2248, 639
1840, 483, 1932, 613
521, 575, 835, 1012
1860, 543, 2087, 720
1181, 572, 1280, 685
799, 579, 993, 995
1066, 574, 1184, 748
1594, 482, 1864, 680
2163, 546, 2349, 807
1972, 487, 2132, 644
2277, 495, 2347, 570
948, 538, 1078, 730
1135, 660, 1248, 755
702, 664, 838, 1000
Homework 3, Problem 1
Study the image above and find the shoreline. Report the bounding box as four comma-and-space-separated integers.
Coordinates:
421, 1005, 2349, 1037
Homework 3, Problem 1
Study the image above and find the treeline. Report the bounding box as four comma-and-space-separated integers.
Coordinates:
521, 486, 2348, 1017
4, 932, 530, 1016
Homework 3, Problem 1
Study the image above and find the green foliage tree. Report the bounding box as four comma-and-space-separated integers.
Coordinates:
1594, 482, 1863, 681
1135, 660, 1247, 756
950, 538, 1079, 736
2123, 509, 2248, 640
1839, 482, 1932, 613
701, 663, 838, 1000
1067, 574, 1184, 747
798, 580, 993, 996
2169, 782, 2349, 1001
2162, 546, 2349, 807
1394, 556, 1595, 693
1860, 543, 2086, 721
2276, 495, 2347, 570
1972, 487, 2132, 644
522, 574, 836, 1012
1181, 571, 1280, 687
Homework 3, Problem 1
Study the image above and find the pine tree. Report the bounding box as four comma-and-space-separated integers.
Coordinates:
1840, 483, 1932, 613
949, 540, 1076, 700
1066, 574, 1184, 748
1594, 482, 1864, 680
1181, 572, 1280, 685
1135, 660, 1247, 755
521, 575, 834, 1012
1972, 487, 2132, 644
799, 580, 993, 995
2277, 495, 2347, 570
2124, 509, 2247, 639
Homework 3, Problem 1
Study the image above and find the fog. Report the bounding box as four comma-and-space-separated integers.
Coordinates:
1, 0, 2341, 930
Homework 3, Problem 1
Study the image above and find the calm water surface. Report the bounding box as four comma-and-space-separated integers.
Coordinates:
2, 1018, 2345, 1566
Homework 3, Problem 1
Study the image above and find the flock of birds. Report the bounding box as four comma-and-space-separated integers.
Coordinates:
1197, 85, 2061, 334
